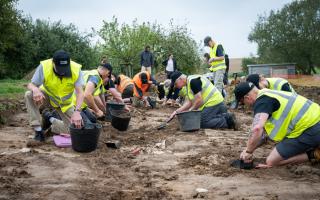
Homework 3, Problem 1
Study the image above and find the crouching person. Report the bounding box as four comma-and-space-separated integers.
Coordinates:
234, 82, 320, 168
25, 50, 84, 142
168, 71, 237, 130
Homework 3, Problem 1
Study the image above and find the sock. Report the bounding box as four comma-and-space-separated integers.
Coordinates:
49, 117, 56, 123
34, 126, 42, 131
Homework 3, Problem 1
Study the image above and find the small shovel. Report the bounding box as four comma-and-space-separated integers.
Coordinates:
157, 116, 175, 130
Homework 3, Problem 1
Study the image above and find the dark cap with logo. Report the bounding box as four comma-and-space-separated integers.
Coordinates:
234, 82, 255, 102
52, 50, 71, 77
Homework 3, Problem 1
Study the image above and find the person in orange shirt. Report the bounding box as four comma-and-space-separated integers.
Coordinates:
132, 71, 156, 107
113, 74, 134, 102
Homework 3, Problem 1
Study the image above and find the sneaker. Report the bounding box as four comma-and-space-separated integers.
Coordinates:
225, 113, 239, 131
34, 130, 45, 142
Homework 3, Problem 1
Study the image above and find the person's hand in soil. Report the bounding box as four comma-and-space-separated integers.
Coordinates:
240, 149, 253, 163
71, 110, 83, 129
124, 105, 131, 112
32, 87, 45, 105
94, 109, 104, 118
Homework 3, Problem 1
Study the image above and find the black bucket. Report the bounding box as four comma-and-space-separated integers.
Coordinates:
176, 110, 201, 132
70, 123, 102, 153
110, 109, 131, 131
105, 102, 125, 121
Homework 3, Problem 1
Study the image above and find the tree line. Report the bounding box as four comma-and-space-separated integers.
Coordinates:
243, 0, 320, 74
0, 0, 202, 79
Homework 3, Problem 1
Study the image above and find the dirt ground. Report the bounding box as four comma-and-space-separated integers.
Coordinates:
1, 85, 320, 200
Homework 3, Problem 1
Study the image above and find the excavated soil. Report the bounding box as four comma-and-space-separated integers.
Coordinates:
1, 85, 320, 200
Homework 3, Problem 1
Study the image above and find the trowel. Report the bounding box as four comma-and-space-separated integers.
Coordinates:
157, 116, 175, 130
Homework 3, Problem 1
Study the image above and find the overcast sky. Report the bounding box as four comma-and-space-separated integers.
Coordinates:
17, 0, 293, 58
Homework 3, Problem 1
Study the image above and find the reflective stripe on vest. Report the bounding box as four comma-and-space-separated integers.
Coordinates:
186, 75, 223, 110
267, 78, 296, 94
40, 59, 81, 113
209, 43, 226, 72
258, 89, 318, 141
83, 70, 103, 96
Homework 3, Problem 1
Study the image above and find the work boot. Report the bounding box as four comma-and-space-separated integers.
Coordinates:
225, 113, 239, 131
314, 148, 320, 161
41, 109, 61, 130
34, 130, 45, 142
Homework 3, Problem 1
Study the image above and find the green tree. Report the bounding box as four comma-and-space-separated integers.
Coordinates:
99, 17, 201, 76
241, 56, 259, 74
249, 0, 320, 74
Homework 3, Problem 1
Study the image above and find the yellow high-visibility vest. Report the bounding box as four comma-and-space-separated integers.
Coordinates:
209, 43, 226, 72
258, 89, 320, 142
266, 78, 296, 94
40, 59, 81, 113
186, 75, 224, 110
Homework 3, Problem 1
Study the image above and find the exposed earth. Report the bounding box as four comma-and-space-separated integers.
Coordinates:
1, 85, 320, 200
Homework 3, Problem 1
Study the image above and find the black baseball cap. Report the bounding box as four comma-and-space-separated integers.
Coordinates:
234, 82, 255, 102
52, 50, 71, 77
170, 71, 182, 87
101, 63, 113, 78
246, 74, 260, 89
140, 72, 148, 84
204, 36, 212, 46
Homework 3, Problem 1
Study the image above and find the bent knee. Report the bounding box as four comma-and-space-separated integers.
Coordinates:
25, 90, 32, 98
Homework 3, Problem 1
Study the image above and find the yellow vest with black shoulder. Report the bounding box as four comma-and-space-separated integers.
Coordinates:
186, 75, 224, 110
258, 89, 320, 142
40, 59, 81, 113
266, 78, 296, 94
83, 70, 103, 96
209, 44, 226, 72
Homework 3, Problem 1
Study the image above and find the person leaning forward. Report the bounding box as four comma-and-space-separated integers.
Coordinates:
80, 63, 113, 119
25, 50, 84, 142
246, 73, 296, 94
234, 82, 320, 168
168, 71, 237, 130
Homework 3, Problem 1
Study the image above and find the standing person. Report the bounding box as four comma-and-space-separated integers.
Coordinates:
140, 45, 154, 75
168, 71, 237, 130
204, 36, 226, 94
246, 74, 296, 94
234, 82, 320, 167
162, 53, 177, 79
25, 50, 84, 141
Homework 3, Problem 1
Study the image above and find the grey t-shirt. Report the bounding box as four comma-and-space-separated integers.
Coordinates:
31, 64, 84, 87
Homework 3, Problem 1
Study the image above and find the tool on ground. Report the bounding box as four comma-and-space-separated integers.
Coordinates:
230, 159, 255, 170
157, 116, 175, 130
105, 140, 121, 149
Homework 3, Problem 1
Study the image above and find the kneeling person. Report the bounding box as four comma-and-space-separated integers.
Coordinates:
234, 82, 320, 167
168, 71, 237, 129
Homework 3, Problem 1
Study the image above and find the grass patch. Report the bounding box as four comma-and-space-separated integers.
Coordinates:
0, 79, 29, 98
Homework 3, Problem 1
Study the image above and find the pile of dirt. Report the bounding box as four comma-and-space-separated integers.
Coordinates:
293, 84, 320, 104
0, 98, 25, 126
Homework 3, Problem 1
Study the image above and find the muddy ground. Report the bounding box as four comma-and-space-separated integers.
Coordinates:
1, 86, 320, 200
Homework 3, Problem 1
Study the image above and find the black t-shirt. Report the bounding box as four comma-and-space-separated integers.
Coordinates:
253, 95, 280, 116
104, 79, 115, 90
216, 44, 225, 57
190, 77, 202, 94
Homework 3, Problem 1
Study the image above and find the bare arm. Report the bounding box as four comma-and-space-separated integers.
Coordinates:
189, 92, 203, 111
71, 85, 84, 128
240, 113, 269, 161
84, 82, 102, 114
109, 88, 124, 103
